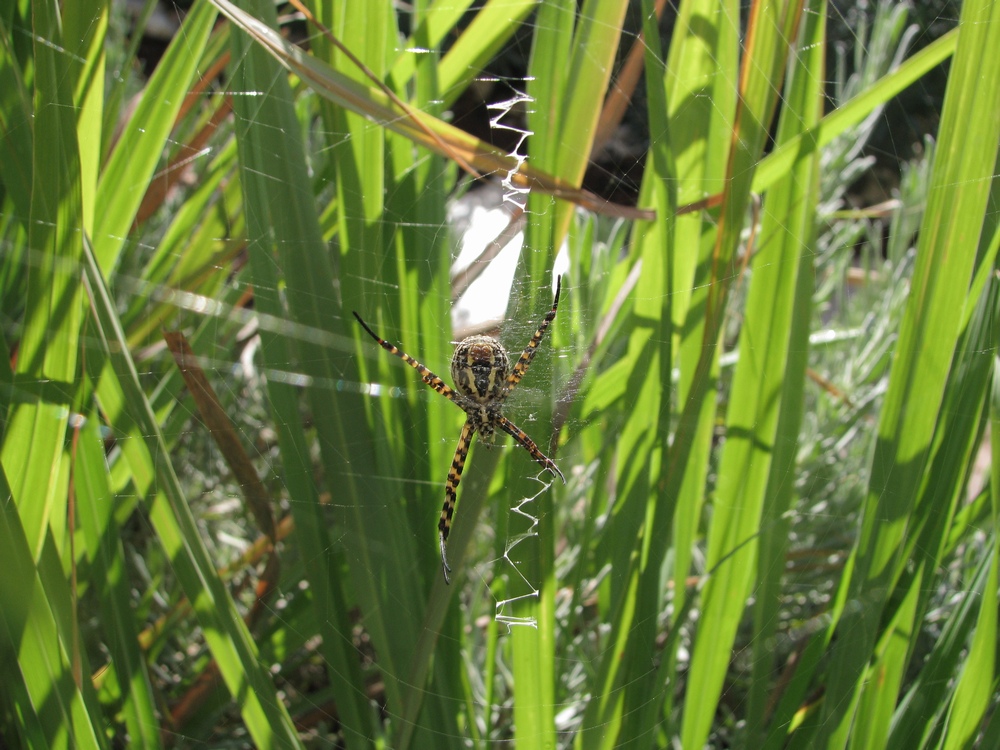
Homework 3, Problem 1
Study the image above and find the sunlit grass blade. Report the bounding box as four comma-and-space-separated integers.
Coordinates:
426, 0, 536, 107
942, 537, 998, 749
753, 28, 956, 194
885, 539, 987, 747
817, 0, 1000, 744
74, 412, 162, 748
680, 3, 813, 747
644, 3, 801, 746
0, 466, 105, 750
92, 0, 217, 272
64, 0, 106, 232
941, 367, 1000, 748
209, 0, 652, 221
2, 0, 85, 556
863, 259, 998, 749
577, 0, 730, 743
744, 0, 824, 738
590, 3, 678, 747
661, 0, 737, 642
551, 0, 629, 192
505, 3, 632, 747
388, 0, 476, 93
122, 138, 242, 345
875, 248, 1000, 749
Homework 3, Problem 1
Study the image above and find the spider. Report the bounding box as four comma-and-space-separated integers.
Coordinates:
353, 276, 565, 583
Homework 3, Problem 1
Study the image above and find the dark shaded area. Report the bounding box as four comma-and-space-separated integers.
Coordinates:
828, 0, 958, 205
447, 0, 957, 207
134, 0, 957, 207
130, 0, 191, 75
446, 3, 651, 206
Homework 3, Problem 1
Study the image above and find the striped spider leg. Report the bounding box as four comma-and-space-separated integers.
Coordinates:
352, 312, 460, 403
497, 415, 565, 482
353, 276, 564, 584
501, 275, 562, 401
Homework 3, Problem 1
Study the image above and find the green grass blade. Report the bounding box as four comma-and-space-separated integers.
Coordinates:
0, 8, 35, 219
74, 412, 161, 748
684, 3, 815, 747
941, 534, 998, 750
665, 0, 740, 616
226, 2, 395, 743
891, 333, 999, 750
752, 29, 957, 196
598, 2, 679, 745
553, 0, 629, 189
388, 0, 536, 111
2, 0, 85, 556
82, 236, 303, 748
92, 0, 217, 273
0, 463, 105, 749
577, 0, 732, 743
507, 3, 632, 746
64, 0, 106, 232
744, 0, 825, 740
877, 235, 1000, 748
432, 0, 536, 108
940, 371, 1000, 749
887, 530, 994, 749
817, 0, 1000, 744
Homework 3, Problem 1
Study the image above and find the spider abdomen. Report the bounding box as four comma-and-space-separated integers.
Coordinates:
451, 335, 510, 403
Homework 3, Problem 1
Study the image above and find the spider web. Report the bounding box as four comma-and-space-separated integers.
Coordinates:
494, 475, 560, 630
444, 75, 573, 624
0, 0, 976, 747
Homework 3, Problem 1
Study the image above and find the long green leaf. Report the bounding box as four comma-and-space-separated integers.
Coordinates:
681, 2, 810, 747
82, 235, 303, 748
941, 367, 1000, 749
0, 464, 105, 749
226, 1, 388, 745
514, 2, 632, 746
817, 0, 1000, 744
881, 222, 1000, 749
92, 0, 217, 273
1, 0, 85, 556
743, 0, 824, 741
664, 0, 739, 633
942, 534, 998, 749
74, 412, 161, 748
600, 0, 679, 744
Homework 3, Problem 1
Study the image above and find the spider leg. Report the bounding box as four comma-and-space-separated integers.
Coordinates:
503, 275, 562, 398
439, 419, 475, 584
353, 312, 461, 404
497, 415, 565, 483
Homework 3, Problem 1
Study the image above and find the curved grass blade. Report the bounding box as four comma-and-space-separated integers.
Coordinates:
209, 0, 652, 222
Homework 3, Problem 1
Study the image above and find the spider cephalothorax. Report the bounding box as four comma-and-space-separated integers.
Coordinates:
354, 277, 565, 583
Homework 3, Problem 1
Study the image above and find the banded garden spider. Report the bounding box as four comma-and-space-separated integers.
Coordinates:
353, 276, 565, 583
